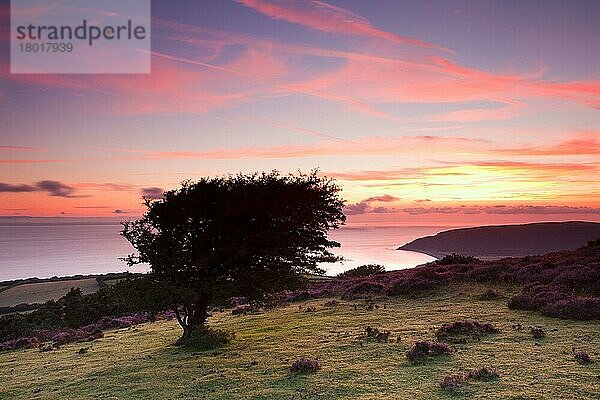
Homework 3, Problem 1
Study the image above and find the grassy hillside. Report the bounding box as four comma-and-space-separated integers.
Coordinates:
1, 282, 598, 399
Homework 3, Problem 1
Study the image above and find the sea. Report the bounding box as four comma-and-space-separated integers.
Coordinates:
0, 218, 448, 282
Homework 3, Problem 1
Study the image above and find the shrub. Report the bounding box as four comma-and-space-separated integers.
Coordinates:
337, 264, 385, 279
286, 291, 311, 302
467, 366, 500, 381
175, 327, 234, 350
479, 289, 501, 300
406, 340, 453, 364
386, 277, 438, 297
440, 373, 467, 391
0, 337, 38, 351
364, 326, 390, 343
530, 326, 545, 339
437, 253, 480, 265
436, 321, 499, 343
342, 281, 384, 299
541, 297, 600, 320
587, 238, 600, 247
290, 358, 320, 374
574, 351, 592, 364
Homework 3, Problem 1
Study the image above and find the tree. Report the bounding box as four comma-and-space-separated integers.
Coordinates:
121, 171, 346, 342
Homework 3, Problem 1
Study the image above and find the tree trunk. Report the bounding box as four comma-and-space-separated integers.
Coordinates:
174, 300, 209, 344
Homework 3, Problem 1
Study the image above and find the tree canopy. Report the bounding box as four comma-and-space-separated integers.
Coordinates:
121, 170, 346, 341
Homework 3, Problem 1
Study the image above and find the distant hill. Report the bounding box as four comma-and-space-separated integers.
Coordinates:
397, 221, 600, 258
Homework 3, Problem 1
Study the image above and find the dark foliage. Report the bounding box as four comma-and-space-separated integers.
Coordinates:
440, 367, 500, 391
290, 358, 320, 373
364, 326, 390, 342
337, 264, 385, 279
0, 310, 175, 351
588, 238, 600, 247
467, 366, 500, 381
437, 253, 481, 265
121, 171, 345, 341
0, 303, 42, 316
406, 340, 453, 364
530, 326, 546, 339
440, 373, 467, 391
293, 240, 600, 320
342, 281, 384, 299
436, 321, 499, 343
574, 350, 593, 364
175, 327, 234, 350
478, 289, 501, 301
0, 274, 170, 344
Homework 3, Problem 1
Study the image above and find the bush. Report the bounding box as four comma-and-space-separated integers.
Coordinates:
530, 326, 545, 339
342, 281, 384, 299
436, 321, 499, 343
478, 289, 501, 300
337, 264, 385, 279
440, 373, 467, 391
437, 253, 480, 265
406, 340, 453, 364
175, 327, 234, 350
441, 367, 500, 391
386, 277, 438, 297
467, 366, 500, 381
542, 297, 600, 320
364, 326, 390, 343
574, 351, 592, 364
290, 358, 320, 373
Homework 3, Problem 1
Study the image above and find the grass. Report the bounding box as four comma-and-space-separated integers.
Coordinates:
0, 278, 100, 308
1, 283, 598, 399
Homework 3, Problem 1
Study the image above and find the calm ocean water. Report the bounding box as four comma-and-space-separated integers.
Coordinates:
0, 220, 445, 281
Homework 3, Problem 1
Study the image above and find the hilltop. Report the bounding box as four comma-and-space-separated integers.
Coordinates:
397, 221, 600, 259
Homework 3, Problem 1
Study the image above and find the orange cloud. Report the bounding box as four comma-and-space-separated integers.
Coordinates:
497, 132, 600, 156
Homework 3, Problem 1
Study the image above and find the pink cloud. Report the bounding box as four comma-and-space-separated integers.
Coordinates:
0, 145, 45, 152
402, 205, 600, 215
235, 0, 447, 51
89, 135, 487, 160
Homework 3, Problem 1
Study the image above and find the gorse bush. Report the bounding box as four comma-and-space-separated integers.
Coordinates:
406, 340, 453, 364
337, 264, 385, 279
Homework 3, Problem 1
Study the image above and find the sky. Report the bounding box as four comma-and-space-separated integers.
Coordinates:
0, 0, 599, 226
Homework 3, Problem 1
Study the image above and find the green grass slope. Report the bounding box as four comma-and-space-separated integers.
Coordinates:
1, 283, 598, 399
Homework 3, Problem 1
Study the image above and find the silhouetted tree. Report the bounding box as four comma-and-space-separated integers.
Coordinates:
121, 171, 345, 342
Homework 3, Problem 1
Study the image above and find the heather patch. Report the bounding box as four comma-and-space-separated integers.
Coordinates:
290, 358, 320, 374
574, 350, 593, 365
406, 340, 453, 364
436, 321, 499, 343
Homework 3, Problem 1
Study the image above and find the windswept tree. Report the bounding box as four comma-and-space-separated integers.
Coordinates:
121, 171, 345, 343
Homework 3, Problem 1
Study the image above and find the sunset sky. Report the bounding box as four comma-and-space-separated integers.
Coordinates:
1, 0, 599, 226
